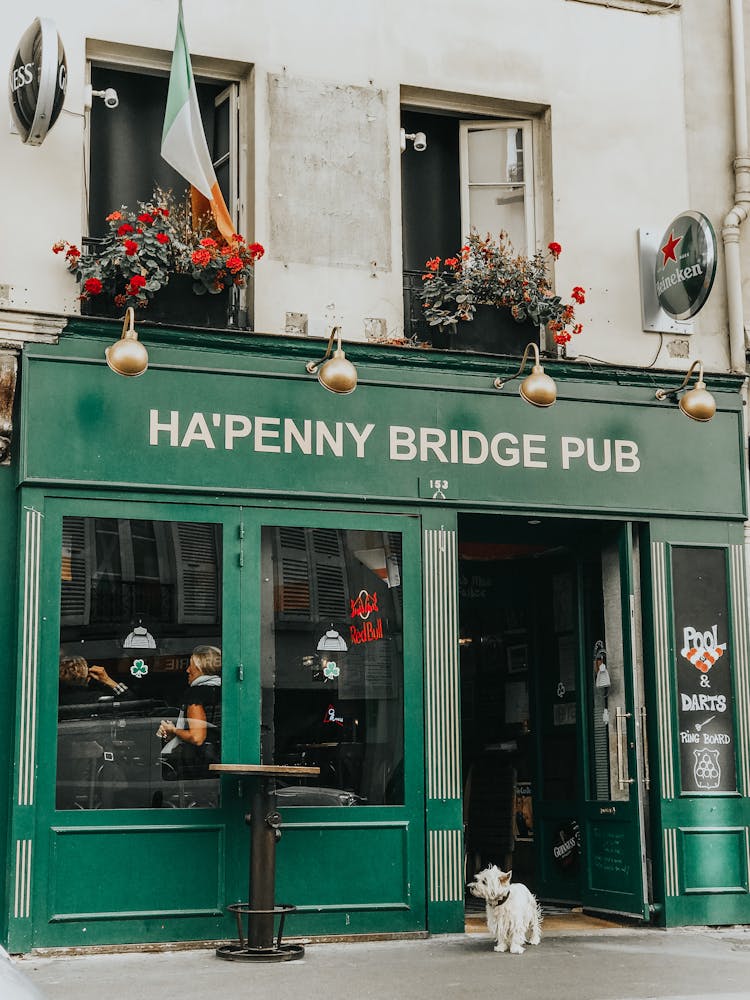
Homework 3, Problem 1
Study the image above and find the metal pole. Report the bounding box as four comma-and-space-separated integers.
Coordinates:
248, 778, 278, 950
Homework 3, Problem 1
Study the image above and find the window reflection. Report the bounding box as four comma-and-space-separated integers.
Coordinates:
261, 526, 405, 806
56, 516, 222, 810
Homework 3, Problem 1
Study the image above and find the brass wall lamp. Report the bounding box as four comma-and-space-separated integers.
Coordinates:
493, 342, 557, 407
105, 307, 149, 377
305, 327, 357, 394
654, 360, 716, 422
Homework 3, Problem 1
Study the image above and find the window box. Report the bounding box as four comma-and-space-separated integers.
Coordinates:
81, 274, 246, 330
424, 304, 539, 355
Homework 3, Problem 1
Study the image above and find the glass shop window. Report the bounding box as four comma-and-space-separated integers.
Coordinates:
261, 526, 405, 807
57, 516, 222, 810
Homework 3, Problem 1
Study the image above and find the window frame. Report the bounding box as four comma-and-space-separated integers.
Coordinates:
83, 41, 250, 245
458, 118, 536, 254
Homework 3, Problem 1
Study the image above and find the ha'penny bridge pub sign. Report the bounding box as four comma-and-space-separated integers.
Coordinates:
672, 546, 737, 794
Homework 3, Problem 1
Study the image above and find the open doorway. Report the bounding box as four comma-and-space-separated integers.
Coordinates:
459, 514, 650, 920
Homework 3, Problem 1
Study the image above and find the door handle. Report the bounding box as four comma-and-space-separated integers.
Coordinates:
615, 707, 634, 790
639, 705, 650, 791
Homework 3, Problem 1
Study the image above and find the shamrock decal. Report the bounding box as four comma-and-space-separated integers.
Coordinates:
130, 658, 149, 678
323, 661, 340, 681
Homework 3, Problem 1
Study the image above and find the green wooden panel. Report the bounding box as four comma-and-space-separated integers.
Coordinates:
275, 821, 410, 908
586, 821, 638, 894
20, 340, 746, 520
680, 827, 748, 893
50, 826, 225, 918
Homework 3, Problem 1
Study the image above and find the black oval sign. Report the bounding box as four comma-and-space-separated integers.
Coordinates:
655, 211, 717, 320
8, 18, 67, 146
552, 820, 581, 870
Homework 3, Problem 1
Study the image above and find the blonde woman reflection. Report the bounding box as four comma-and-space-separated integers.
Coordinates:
158, 646, 222, 780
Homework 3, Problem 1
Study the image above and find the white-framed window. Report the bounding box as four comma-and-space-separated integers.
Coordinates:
459, 119, 535, 254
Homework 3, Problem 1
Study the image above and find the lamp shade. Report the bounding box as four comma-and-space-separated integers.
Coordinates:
106, 307, 148, 377
316, 628, 348, 652
123, 623, 156, 649
679, 380, 716, 422
520, 364, 557, 407
317, 351, 357, 394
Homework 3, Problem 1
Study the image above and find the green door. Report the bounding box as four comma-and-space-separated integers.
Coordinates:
532, 526, 648, 918
13, 496, 425, 950
579, 525, 649, 918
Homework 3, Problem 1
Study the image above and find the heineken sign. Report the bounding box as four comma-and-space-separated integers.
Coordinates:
655, 211, 716, 320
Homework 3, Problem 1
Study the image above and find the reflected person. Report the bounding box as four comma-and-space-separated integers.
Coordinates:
157, 646, 222, 779
58, 655, 133, 711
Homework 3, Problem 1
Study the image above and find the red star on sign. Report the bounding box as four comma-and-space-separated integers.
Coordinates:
660, 231, 681, 265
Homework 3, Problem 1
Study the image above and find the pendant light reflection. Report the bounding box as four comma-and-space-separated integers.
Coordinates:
493, 343, 557, 407
123, 621, 157, 649
305, 327, 357, 394
654, 360, 716, 422
316, 626, 348, 652
105, 307, 149, 377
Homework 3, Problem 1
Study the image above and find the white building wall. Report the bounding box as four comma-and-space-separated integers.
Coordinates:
0, 0, 740, 373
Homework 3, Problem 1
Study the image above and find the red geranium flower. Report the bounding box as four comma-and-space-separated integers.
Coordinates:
106, 211, 123, 222
199, 237, 217, 248
425, 256, 441, 272
445, 257, 460, 269
248, 242, 264, 261
191, 248, 211, 266
548, 241, 562, 258
226, 255, 244, 274
84, 277, 103, 295
117, 223, 134, 236
571, 285, 586, 304
156, 232, 170, 245
52, 241, 65, 254
137, 213, 154, 225
129, 274, 147, 289
123, 240, 139, 256
66, 246, 81, 259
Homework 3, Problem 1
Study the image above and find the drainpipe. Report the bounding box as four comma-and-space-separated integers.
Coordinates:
722, 0, 750, 373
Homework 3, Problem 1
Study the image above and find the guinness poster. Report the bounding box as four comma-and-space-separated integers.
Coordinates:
672, 546, 736, 793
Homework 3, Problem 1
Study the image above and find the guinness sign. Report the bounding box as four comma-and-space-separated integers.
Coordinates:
655, 211, 716, 320
8, 18, 67, 146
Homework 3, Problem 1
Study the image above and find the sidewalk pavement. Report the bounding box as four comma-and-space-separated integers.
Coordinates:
16, 923, 750, 1000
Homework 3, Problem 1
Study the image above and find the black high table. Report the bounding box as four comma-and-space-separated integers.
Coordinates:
210, 763, 320, 962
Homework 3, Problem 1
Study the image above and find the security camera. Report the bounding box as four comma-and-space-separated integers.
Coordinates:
399, 127, 427, 153
84, 85, 119, 110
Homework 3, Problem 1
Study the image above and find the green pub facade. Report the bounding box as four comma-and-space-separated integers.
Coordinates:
3, 319, 750, 951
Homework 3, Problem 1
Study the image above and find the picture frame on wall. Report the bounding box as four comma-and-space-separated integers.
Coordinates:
506, 643, 528, 674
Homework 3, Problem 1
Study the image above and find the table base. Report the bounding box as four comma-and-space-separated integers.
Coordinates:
215, 942, 305, 963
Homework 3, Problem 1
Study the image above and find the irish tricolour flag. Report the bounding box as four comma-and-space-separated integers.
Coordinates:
161, 1, 235, 242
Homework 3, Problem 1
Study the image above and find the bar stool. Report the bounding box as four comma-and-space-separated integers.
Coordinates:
210, 763, 320, 962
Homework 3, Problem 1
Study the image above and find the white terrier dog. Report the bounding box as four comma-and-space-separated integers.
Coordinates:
468, 865, 542, 954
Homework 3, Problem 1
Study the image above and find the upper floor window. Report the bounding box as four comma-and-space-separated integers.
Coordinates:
401, 106, 540, 345
88, 64, 238, 237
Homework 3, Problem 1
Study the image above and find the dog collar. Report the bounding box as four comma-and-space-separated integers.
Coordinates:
489, 896, 509, 908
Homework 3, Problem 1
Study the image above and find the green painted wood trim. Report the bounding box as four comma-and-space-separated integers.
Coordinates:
729, 545, 750, 797
0, 467, 19, 948
420, 509, 465, 925
57, 318, 748, 393
6, 493, 44, 953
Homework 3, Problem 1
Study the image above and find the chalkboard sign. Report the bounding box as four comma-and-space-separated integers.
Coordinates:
671, 546, 736, 793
